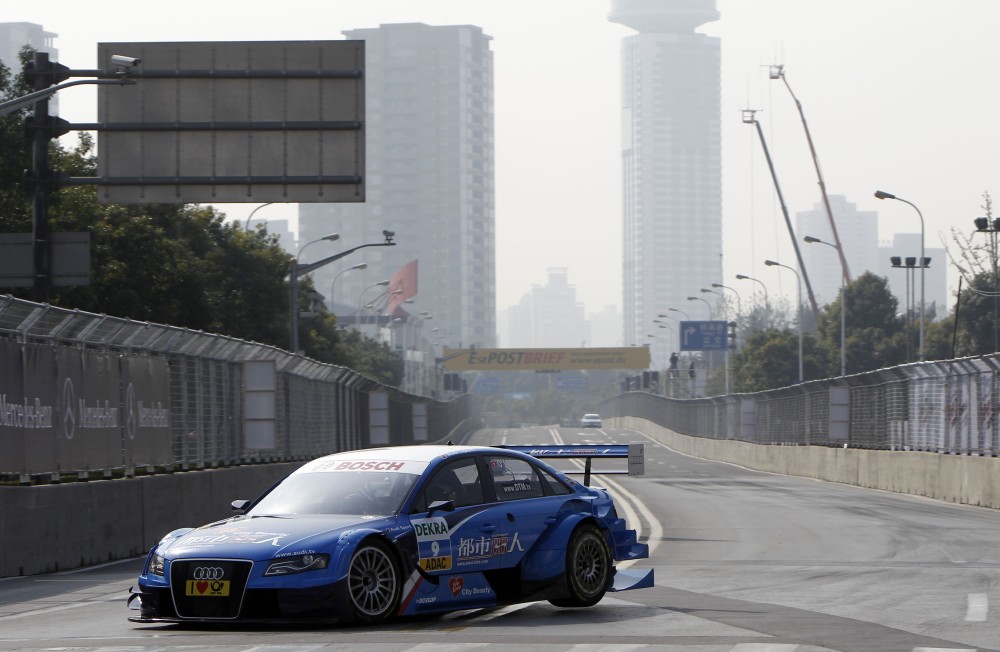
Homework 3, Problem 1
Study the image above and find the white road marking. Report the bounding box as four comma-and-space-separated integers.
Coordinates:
912, 648, 977, 652
965, 593, 988, 621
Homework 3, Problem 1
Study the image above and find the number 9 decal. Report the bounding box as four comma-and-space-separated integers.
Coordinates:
431, 541, 440, 556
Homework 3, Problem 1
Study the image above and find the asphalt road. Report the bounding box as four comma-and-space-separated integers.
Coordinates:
2, 424, 999, 652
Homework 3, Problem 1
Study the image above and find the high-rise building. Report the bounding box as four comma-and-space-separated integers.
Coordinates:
0, 22, 57, 71
505, 268, 590, 348
0, 22, 59, 112
299, 23, 496, 350
797, 195, 879, 306
609, 0, 722, 363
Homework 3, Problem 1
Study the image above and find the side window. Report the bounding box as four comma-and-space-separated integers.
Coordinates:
538, 466, 573, 495
486, 456, 544, 502
413, 457, 484, 512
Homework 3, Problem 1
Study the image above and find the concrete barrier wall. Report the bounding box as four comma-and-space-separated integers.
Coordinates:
615, 417, 1000, 510
0, 463, 300, 578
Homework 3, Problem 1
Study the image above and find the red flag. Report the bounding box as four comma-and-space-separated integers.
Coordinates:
386, 259, 418, 315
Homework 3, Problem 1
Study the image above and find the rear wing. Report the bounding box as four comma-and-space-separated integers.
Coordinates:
501, 443, 644, 486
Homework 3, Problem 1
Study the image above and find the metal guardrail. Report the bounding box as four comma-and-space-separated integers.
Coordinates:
0, 295, 476, 482
601, 356, 1000, 456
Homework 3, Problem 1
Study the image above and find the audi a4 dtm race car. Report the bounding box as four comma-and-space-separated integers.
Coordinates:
127, 444, 653, 624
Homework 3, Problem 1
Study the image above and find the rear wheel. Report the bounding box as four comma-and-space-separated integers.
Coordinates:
549, 523, 611, 608
347, 539, 401, 623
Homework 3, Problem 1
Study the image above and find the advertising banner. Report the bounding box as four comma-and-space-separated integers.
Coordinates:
55, 348, 123, 473
0, 341, 26, 474
19, 345, 58, 475
441, 347, 650, 371
122, 356, 173, 467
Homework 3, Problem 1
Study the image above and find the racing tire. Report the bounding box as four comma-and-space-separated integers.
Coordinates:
347, 538, 401, 624
549, 523, 612, 608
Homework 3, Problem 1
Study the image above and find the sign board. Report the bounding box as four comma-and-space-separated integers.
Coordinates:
96, 40, 364, 204
679, 320, 729, 351
441, 347, 650, 372
0, 232, 91, 288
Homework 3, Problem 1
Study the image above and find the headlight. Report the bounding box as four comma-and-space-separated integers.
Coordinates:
264, 553, 330, 576
148, 551, 165, 576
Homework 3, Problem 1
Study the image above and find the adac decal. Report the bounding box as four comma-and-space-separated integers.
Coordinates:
419, 555, 452, 571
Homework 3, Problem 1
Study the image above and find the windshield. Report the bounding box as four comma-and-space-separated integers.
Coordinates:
248, 471, 419, 516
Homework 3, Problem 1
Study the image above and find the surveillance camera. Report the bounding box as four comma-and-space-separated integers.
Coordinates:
110, 54, 141, 68
382, 230, 395, 238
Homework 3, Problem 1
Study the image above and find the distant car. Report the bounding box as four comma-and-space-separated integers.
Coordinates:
127, 444, 652, 625
580, 413, 603, 428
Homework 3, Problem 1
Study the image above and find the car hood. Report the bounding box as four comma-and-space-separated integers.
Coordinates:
159, 513, 399, 560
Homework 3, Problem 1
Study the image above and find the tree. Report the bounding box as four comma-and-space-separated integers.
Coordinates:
814, 272, 907, 375
729, 327, 824, 392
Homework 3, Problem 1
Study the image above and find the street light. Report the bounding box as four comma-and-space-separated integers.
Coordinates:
244, 202, 274, 231
736, 273, 770, 327
973, 216, 1000, 352
358, 280, 391, 328
687, 296, 713, 319
287, 233, 340, 352
804, 235, 846, 376
667, 307, 689, 320
875, 190, 925, 361
711, 283, 742, 319
702, 287, 732, 393
330, 263, 367, 314
765, 259, 803, 383
288, 231, 396, 353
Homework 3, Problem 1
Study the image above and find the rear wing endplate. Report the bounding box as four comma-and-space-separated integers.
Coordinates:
501, 443, 644, 486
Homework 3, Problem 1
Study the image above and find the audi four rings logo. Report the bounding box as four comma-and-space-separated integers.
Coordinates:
192, 567, 225, 580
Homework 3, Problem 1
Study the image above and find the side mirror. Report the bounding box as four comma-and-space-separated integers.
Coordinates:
231, 499, 251, 513
427, 499, 455, 514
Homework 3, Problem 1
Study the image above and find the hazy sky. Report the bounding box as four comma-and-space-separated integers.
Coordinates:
10, 0, 1000, 315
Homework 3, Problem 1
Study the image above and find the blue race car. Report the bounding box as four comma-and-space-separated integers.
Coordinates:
127, 444, 653, 625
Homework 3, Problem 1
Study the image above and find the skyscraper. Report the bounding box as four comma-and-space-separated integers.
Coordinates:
299, 23, 496, 350
609, 0, 722, 361
0, 22, 57, 71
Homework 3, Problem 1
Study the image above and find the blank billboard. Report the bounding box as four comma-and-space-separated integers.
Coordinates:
96, 41, 364, 204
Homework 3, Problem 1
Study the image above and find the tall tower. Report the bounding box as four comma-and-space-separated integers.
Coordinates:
610, 0, 722, 362
299, 23, 496, 350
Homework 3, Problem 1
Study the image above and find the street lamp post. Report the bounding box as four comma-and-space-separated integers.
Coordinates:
330, 263, 367, 314
687, 296, 713, 319
765, 259, 803, 383
875, 190, 925, 361
711, 283, 742, 319
244, 202, 274, 231
289, 233, 340, 353
289, 231, 396, 353
973, 217, 1000, 351
701, 288, 730, 394
736, 273, 770, 328
890, 256, 918, 361
804, 235, 847, 376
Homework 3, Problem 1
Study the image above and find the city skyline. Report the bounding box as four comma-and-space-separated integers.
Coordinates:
4, 1, 999, 322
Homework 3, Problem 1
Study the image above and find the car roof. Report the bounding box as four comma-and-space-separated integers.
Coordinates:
297, 444, 520, 471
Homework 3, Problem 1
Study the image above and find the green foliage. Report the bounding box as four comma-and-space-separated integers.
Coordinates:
730, 328, 823, 391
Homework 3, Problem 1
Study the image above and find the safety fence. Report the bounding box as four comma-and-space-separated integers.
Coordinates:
0, 295, 478, 483
601, 355, 1000, 456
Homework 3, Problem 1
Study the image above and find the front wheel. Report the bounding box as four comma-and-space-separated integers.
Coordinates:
347, 539, 401, 623
549, 523, 611, 608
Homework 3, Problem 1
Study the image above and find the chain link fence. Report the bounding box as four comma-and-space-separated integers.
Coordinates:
0, 295, 477, 482
602, 356, 1000, 457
